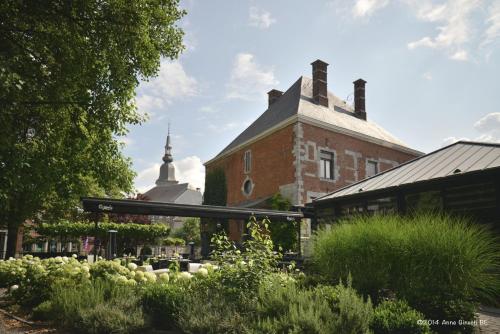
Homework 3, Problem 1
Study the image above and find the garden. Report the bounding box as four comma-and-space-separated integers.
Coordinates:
0, 214, 499, 334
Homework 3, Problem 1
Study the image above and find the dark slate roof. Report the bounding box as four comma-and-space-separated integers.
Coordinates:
212, 76, 419, 160
143, 183, 201, 204
314, 141, 500, 202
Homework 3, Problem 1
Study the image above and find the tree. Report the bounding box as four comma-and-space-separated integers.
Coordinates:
0, 0, 186, 257
267, 193, 298, 252
171, 217, 201, 245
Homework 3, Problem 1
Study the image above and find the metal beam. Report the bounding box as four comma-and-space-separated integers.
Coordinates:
81, 197, 304, 221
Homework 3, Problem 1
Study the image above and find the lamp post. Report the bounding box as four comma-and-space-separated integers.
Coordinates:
107, 230, 118, 260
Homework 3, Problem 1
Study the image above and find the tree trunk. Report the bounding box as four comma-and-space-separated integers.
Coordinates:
6, 222, 20, 258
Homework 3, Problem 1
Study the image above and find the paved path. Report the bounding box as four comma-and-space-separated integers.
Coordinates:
479, 306, 500, 334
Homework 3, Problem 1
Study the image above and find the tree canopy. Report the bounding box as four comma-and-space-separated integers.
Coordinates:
0, 0, 186, 256
36, 221, 170, 242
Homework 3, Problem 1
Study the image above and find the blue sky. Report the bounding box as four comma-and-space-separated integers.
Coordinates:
122, 0, 500, 194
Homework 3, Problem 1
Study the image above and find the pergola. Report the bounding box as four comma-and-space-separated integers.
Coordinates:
81, 197, 312, 257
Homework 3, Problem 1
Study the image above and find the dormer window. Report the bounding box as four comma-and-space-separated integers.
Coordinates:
244, 150, 252, 174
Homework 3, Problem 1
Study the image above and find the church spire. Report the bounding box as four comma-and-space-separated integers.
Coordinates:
156, 122, 178, 186
163, 123, 173, 163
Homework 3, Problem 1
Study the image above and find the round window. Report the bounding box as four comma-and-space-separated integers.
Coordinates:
243, 179, 253, 195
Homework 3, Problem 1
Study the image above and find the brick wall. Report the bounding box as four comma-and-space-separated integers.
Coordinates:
205, 120, 419, 240
299, 121, 419, 203
206, 125, 296, 207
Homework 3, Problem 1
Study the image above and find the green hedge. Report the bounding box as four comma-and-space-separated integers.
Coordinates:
37, 221, 170, 241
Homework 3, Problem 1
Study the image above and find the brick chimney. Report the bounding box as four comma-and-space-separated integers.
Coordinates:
267, 89, 283, 107
311, 60, 329, 107
353, 78, 367, 120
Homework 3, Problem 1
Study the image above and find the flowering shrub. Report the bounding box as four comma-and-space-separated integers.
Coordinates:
210, 216, 281, 295
0, 253, 216, 307
0, 255, 90, 306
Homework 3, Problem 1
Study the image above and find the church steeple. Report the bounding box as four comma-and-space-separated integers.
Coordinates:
162, 123, 173, 163
155, 123, 178, 186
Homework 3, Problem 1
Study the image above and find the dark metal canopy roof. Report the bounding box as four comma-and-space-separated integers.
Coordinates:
82, 197, 305, 221
314, 141, 500, 204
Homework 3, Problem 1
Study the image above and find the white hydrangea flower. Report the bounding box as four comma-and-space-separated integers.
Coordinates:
179, 272, 192, 280
197, 268, 208, 277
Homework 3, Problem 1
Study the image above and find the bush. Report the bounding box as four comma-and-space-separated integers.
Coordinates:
141, 282, 186, 329
312, 213, 500, 333
42, 279, 145, 333
252, 276, 373, 334
371, 300, 431, 334
210, 217, 281, 298
177, 288, 249, 334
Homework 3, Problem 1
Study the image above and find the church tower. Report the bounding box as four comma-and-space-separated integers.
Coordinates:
155, 124, 178, 186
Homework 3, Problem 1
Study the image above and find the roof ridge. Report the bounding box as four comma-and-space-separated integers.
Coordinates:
213, 76, 303, 158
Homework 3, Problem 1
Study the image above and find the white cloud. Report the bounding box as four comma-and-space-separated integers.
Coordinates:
474, 112, 500, 133
349, 0, 500, 61
134, 156, 205, 194
422, 72, 433, 80
442, 112, 500, 146
135, 95, 163, 118
118, 136, 134, 147
226, 53, 278, 101
450, 49, 468, 61
208, 121, 243, 133
173, 156, 205, 192
136, 60, 198, 116
406, 0, 481, 61
441, 136, 469, 146
352, 0, 390, 17
249, 6, 276, 29
407, 37, 435, 49
483, 1, 500, 47
199, 106, 218, 113
135, 163, 161, 194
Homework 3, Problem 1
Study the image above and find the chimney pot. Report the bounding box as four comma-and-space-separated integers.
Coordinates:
311, 60, 329, 107
353, 78, 367, 120
267, 89, 283, 107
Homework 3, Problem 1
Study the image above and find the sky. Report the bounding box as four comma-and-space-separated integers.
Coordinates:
121, 0, 500, 194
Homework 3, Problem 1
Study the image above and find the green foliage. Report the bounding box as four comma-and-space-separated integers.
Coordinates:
37, 220, 170, 243
90, 259, 130, 280
268, 193, 298, 252
312, 213, 500, 333
0, 255, 91, 307
252, 276, 373, 334
371, 300, 431, 334
203, 168, 227, 206
210, 216, 281, 295
202, 168, 228, 255
172, 217, 201, 245
141, 283, 186, 329
140, 245, 152, 256
164, 236, 187, 246
44, 279, 145, 333
176, 284, 250, 334
0, 0, 186, 257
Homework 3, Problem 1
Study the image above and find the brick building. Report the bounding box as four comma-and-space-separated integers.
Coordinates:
204, 59, 422, 240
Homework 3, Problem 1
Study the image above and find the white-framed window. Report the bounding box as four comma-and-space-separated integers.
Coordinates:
242, 178, 253, 196
366, 160, 379, 177
319, 150, 335, 180
244, 150, 251, 173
